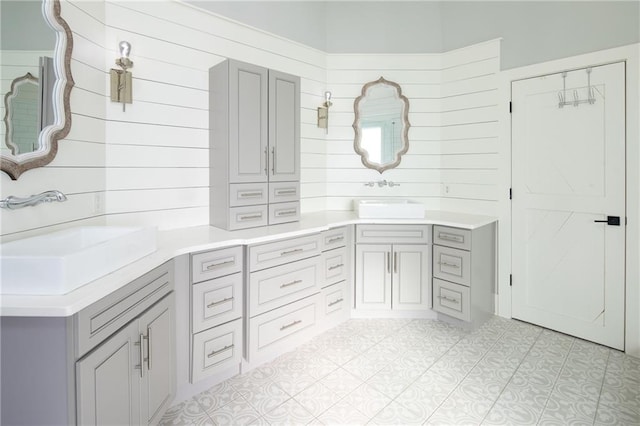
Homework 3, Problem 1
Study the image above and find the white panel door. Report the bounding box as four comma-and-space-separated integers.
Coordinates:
355, 244, 392, 310
392, 244, 431, 310
511, 62, 625, 350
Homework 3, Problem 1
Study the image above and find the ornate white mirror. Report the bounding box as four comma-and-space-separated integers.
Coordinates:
353, 77, 410, 173
0, 0, 73, 180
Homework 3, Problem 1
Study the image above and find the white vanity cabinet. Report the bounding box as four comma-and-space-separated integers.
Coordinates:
354, 225, 431, 312
319, 227, 351, 331
246, 233, 321, 365
210, 59, 300, 230
431, 224, 496, 323
189, 246, 243, 383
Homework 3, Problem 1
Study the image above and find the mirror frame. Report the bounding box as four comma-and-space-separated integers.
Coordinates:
1, 0, 74, 180
353, 77, 410, 174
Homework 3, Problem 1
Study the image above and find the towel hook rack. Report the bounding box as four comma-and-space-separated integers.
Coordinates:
558, 67, 596, 109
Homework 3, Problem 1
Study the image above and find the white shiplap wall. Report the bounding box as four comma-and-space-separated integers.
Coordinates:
324, 39, 500, 213
1, 0, 499, 241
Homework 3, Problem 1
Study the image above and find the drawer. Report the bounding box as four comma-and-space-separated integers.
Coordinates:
192, 273, 242, 333
433, 225, 471, 251
249, 233, 320, 271
248, 296, 317, 362
269, 182, 300, 203
75, 261, 172, 358
229, 205, 268, 230
355, 224, 431, 244
191, 246, 243, 284
433, 245, 471, 287
321, 227, 348, 251
229, 183, 268, 207
191, 319, 242, 383
249, 256, 320, 317
321, 280, 349, 317
433, 278, 470, 322
269, 201, 300, 225
322, 247, 347, 288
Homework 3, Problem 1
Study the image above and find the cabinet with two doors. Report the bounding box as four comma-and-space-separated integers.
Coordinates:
354, 224, 432, 312
210, 59, 300, 230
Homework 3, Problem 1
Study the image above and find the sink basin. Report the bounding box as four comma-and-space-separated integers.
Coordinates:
1, 226, 157, 295
355, 199, 425, 219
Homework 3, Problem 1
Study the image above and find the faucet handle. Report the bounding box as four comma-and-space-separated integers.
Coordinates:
363, 182, 375, 187
387, 181, 400, 187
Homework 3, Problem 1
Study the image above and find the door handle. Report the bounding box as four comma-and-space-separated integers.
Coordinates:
594, 216, 620, 226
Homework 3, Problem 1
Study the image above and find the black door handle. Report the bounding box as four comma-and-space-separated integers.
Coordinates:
594, 216, 620, 226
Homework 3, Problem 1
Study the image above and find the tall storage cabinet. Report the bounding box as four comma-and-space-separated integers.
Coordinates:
210, 59, 300, 230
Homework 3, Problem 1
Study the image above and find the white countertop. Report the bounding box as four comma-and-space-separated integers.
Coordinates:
0, 210, 496, 317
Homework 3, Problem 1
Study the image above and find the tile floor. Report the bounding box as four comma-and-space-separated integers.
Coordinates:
160, 317, 640, 425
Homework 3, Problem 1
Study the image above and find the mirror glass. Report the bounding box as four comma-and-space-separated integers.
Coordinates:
0, 0, 73, 180
353, 77, 410, 173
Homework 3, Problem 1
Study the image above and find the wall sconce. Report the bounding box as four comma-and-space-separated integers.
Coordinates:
317, 91, 332, 132
110, 41, 133, 111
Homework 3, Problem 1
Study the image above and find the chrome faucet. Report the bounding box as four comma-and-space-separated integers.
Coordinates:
0, 190, 68, 210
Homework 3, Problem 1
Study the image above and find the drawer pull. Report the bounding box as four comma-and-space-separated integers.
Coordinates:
328, 298, 344, 307
206, 260, 234, 270
281, 248, 303, 256
439, 295, 460, 304
208, 344, 234, 358
280, 279, 302, 289
327, 236, 344, 244
439, 261, 461, 269
239, 192, 263, 198
239, 214, 263, 221
280, 319, 302, 331
207, 297, 234, 308
328, 263, 344, 271
276, 189, 296, 195
276, 209, 297, 217
439, 233, 464, 243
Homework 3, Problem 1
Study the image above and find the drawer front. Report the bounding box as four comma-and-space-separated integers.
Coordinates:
321, 280, 348, 317
229, 183, 268, 207
76, 262, 173, 358
249, 296, 317, 360
433, 225, 471, 251
269, 182, 300, 203
249, 233, 321, 271
249, 256, 319, 317
321, 227, 348, 251
433, 278, 470, 321
192, 319, 242, 383
433, 245, 471, 287
322, 247, 347, 288
229, 205, 268, 230
191, 246, 243, 284
269, 201, 300, 225
192, 273, 243, 333
355, 224, 431, 244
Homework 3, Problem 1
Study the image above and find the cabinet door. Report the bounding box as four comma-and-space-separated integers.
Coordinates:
76, 320, 140, 426
392, 244, 431, 310
268, 70, 300, 182
229, 60, 268, 183
140, 294, 175, 426
355, 244, 392, 310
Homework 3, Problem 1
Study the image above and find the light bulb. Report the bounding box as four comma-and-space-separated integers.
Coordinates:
119, 41, 131, 59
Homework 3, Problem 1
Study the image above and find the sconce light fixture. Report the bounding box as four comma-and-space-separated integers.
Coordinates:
317, 91, 332, 131
110, 41, 133, 111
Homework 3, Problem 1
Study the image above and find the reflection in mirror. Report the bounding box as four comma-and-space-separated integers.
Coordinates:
0, 0, 73, 180
353, 77, 410, 174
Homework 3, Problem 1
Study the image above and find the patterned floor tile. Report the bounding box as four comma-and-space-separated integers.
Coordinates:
319, 367, 364, 398
194, 380, 242, 413
292, 382, 342, 418
594, 402, 640, 426
315, 399, 370, 426
207, 396, 263, 426
368, 400, 428, 425
159, 398, 214, 425
262, 398, 316, 425
242, 381, 290, 416
341, 382, 392, 418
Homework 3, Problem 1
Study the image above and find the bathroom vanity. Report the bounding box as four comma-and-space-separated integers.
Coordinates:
0, 210, 496, 425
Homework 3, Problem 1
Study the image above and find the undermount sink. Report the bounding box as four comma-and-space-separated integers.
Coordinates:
355, 199, 425, 219
1, 226, 157, 295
